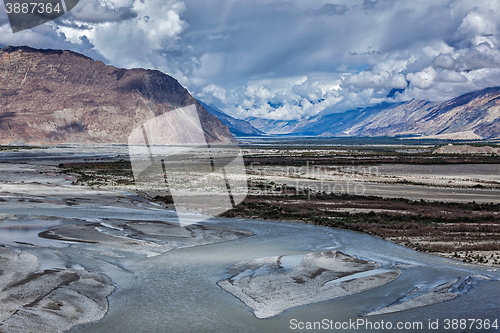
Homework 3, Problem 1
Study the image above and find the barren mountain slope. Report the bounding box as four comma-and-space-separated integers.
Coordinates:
0, 46, 234, 145
247, 86, 500, 139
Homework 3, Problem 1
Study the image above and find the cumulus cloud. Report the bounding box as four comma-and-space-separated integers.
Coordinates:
2, 0, 500, 120
453, 8, 498, 47
406, 67, 437, 90
435, 70, 468, 83
433, 54, 456, 69
69, 0, 137, 23
344, 70, 407, 89
193, 0, 500, 119
458, 42, 500, 70
198, 84, 227, 104
0, 0, 188, 70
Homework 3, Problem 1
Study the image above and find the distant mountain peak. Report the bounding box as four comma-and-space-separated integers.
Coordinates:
198, 101, 263, 137
247, 86, 500, 139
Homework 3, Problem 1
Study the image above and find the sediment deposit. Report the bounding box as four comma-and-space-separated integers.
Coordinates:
218, 251, 401, 319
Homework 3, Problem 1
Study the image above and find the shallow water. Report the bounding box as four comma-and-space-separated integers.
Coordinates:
1, 146, 500, 332
0, 217, 67, 247
67, 218, 500, 333
324, 268, 393, 285
280, 254, 305, 269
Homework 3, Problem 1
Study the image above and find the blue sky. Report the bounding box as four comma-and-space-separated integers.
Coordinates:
2, 0, 500, 120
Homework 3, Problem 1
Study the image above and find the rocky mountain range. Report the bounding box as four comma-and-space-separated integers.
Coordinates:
198, 101, 263, 137
245, 116, 302, 135
244, 86, 500, 139
0, 46, 234, 145
7, 45, 499, 143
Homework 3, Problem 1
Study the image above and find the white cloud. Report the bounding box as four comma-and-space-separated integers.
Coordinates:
345, 71, 407, 89
454, 8, 497, 43
435, 70, 468, 83
89, 0, 188, 68
69, 0, 136, 23
458, 42, 500, 70
2, 0, 500, 120
406, 67, 437, 89
0, 0, 188, 70
433, 54, 456, 69
198, 84, 227, 103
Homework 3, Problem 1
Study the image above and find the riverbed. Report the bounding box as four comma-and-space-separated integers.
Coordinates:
70, 218, 500, 333
1, 146, 499, 332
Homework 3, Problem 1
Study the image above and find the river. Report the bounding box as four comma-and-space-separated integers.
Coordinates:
1, 146, 499, 332
66, 217, 500, 333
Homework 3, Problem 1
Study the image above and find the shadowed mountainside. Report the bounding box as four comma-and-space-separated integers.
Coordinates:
0, 46, 234, 145
198, 101, 263, 137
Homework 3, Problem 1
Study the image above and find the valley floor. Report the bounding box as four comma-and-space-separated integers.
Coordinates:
55, 143, 500, 267
233, 144, 500, 267
1, 143, 499, 330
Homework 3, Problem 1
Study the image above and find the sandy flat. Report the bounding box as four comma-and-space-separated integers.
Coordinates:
0, 246, 114, 333
218, 251, 401, 319
364, 274, 493, 316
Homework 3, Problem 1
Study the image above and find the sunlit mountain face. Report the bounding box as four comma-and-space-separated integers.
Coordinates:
0, 46, 234, 145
